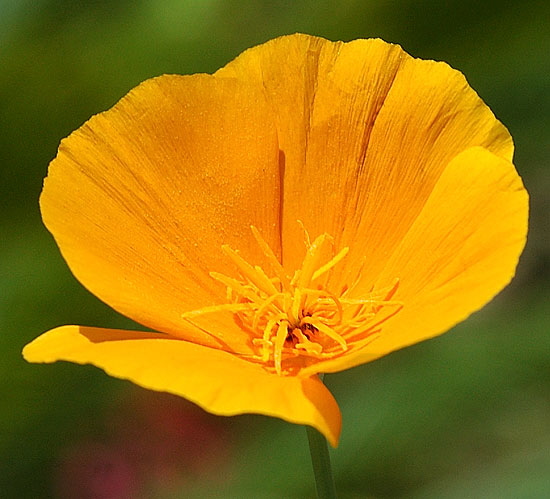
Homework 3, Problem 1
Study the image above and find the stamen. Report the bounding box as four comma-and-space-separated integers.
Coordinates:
301, 288, 344, 326
311, 246, 349, 282
296, 219, 311, 248
294, 329, 323, 355
252, 293, 284, 331
293, 234, 333, 288
382, 278, 400, 301
273, 321, 289, 375
210, 272, 264, 306
290, 288, 303, 325
261, 318, 279, 362
250, 226, 290, 288
302, 316, 348, 350
185, 226, 403, 376
181, 302, 253, 319
347, 303, 403, 339
221, 246, 279, 296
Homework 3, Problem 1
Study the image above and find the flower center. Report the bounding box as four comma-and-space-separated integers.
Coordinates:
182, 226, 402, 376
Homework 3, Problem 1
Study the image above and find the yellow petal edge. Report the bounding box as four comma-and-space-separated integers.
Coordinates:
23, 326, 342, 446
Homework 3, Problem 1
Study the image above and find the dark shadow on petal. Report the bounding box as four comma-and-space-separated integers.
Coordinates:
77, 326, 173, 343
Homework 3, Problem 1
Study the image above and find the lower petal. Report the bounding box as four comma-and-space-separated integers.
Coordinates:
23, 326, 341, 446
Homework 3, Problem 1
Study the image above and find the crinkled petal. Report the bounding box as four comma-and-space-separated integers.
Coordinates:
301, 147, 528, 375
217, 34, 513, 286
23, 326, 342, 446
40, 75, 281, 351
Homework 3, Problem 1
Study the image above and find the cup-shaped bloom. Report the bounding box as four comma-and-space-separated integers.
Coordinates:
23, 34, 528, 446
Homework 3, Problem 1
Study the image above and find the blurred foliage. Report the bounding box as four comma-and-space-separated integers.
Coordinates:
1, 0, 548, 497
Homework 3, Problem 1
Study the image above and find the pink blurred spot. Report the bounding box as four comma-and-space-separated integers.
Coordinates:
55, 441, 138, 499
109, 389, 234, 493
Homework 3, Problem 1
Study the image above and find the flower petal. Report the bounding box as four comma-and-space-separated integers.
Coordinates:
23, 326, 342, 446
40, 75, 281, 351
217, 34, 513, 284
301, 146, 528, 375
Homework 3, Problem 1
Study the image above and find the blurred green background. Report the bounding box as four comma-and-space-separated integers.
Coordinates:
1, 0, 549, 497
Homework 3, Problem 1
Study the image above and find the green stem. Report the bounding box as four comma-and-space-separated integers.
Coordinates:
306, 424, 337, 499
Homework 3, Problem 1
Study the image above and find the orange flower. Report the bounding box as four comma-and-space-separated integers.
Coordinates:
23, 34, 528, 447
